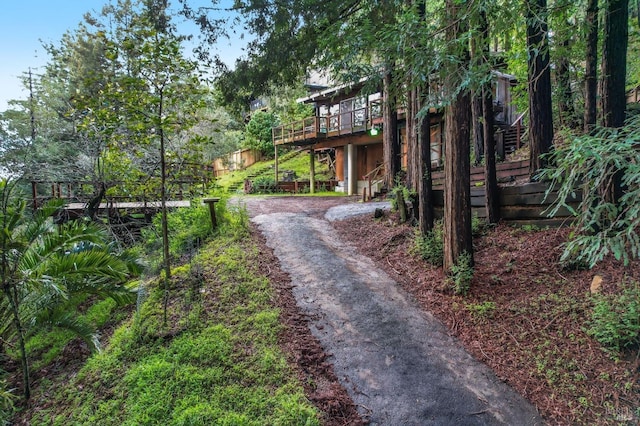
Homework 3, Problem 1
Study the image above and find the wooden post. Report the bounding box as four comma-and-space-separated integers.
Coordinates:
309, 149, 316, 194
274, 144, 279, 184
202, 197, 221, 229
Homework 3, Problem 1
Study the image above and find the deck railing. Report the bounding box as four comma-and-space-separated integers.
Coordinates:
30, 177, 209, 210
273, 99, 383, 145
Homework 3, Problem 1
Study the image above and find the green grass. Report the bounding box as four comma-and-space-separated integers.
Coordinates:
24, 208, 321, 426
22, 297, 128, 370
214, 149, 333, 193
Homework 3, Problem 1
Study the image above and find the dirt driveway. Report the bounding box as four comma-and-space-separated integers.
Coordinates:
240, 196, 543, 425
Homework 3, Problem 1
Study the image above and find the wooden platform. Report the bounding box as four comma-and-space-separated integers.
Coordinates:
64, 200, 191, 210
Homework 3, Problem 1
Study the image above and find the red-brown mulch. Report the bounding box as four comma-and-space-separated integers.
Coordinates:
332, 212, 640, 425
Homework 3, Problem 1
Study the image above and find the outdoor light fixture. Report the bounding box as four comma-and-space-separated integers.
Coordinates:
369, 125, 382, 136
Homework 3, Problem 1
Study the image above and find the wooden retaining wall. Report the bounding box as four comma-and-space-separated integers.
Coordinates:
432, 159, 530, 189
431, 181, 582, 227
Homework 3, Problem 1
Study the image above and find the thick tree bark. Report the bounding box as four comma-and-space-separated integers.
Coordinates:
526, 0, 554, 177
601, 0, 629, 129
383, 68, 401, 189
406, 86, 419, 190
444, 93, 473, 271
443, 0, 473, 271
472, 94, 484, 166
418, 98, 434, 234
470, 28, 484, 166
416, 0, 434, 233
483, 85, 499, 224
584, 0, 599, 132
601, 0, 629, 204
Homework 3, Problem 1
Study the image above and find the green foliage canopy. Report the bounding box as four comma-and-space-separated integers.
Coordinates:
244, 111, 278, 156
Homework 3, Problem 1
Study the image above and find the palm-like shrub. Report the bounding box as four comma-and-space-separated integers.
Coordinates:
0, 180, 141, 401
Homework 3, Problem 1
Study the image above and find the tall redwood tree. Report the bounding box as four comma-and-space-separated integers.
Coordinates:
526, 0, 554, 176
584, 0, 599, 132
443, 0, 473, 271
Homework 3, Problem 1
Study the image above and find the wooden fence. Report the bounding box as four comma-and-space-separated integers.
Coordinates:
245, 179, 339, 194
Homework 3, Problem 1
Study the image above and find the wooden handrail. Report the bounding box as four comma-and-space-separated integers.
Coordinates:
273, 98, 384, 145
30, 177, 209, 209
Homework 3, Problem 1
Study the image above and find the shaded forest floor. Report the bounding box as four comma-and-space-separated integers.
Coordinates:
332, 212, 639, 425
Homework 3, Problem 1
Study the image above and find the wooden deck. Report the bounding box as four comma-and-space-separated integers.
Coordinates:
273, 100, 382, 146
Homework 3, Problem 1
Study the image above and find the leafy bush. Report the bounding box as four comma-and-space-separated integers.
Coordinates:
250, 176, 278, 194
471, 214, 487, 237
538, 115, 640, 268
388, 178, 415, 212
143, 202, 215, 265
244, 111, 279, 157
0, 376, 16, 426
412, 221, 444, 266
447, 252, 474, 295
588, 282, 640, 352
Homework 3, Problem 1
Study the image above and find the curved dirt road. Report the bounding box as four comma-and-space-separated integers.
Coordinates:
242, 196, 542, 425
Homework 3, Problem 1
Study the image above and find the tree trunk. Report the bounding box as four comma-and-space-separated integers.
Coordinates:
601, 0, 629, 204
472, 94, 484, 166
601, 0, 629, 129
470, 29, 484, 167
556, 38, 577, 129
383, 67, 400, 189
584, 0, 599, 133
443, 0, 473, 271
406, 87, 421, 191
416, 0, 434, 234
4, 286, 30, 400
159, 90, 171, 327
475, 8, 499, 224
418, 96, 434, 234
483, 85, 499, 224
526, 0, 554, 177
444, 94, 473, 271
309, 149, 315, 194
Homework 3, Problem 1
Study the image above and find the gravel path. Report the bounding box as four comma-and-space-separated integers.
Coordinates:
245, 197, 542, 425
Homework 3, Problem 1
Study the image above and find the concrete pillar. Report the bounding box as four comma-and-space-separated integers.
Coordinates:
347, 143, 357, 195
309, 149, 316, 194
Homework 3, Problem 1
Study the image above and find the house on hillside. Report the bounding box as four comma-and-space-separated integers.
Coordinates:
272, 71, 523, 196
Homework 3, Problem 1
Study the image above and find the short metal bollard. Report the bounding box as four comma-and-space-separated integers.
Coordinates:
202, 197, 221, 229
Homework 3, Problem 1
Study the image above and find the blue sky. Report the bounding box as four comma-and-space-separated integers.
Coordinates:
0, 1, 246, 110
